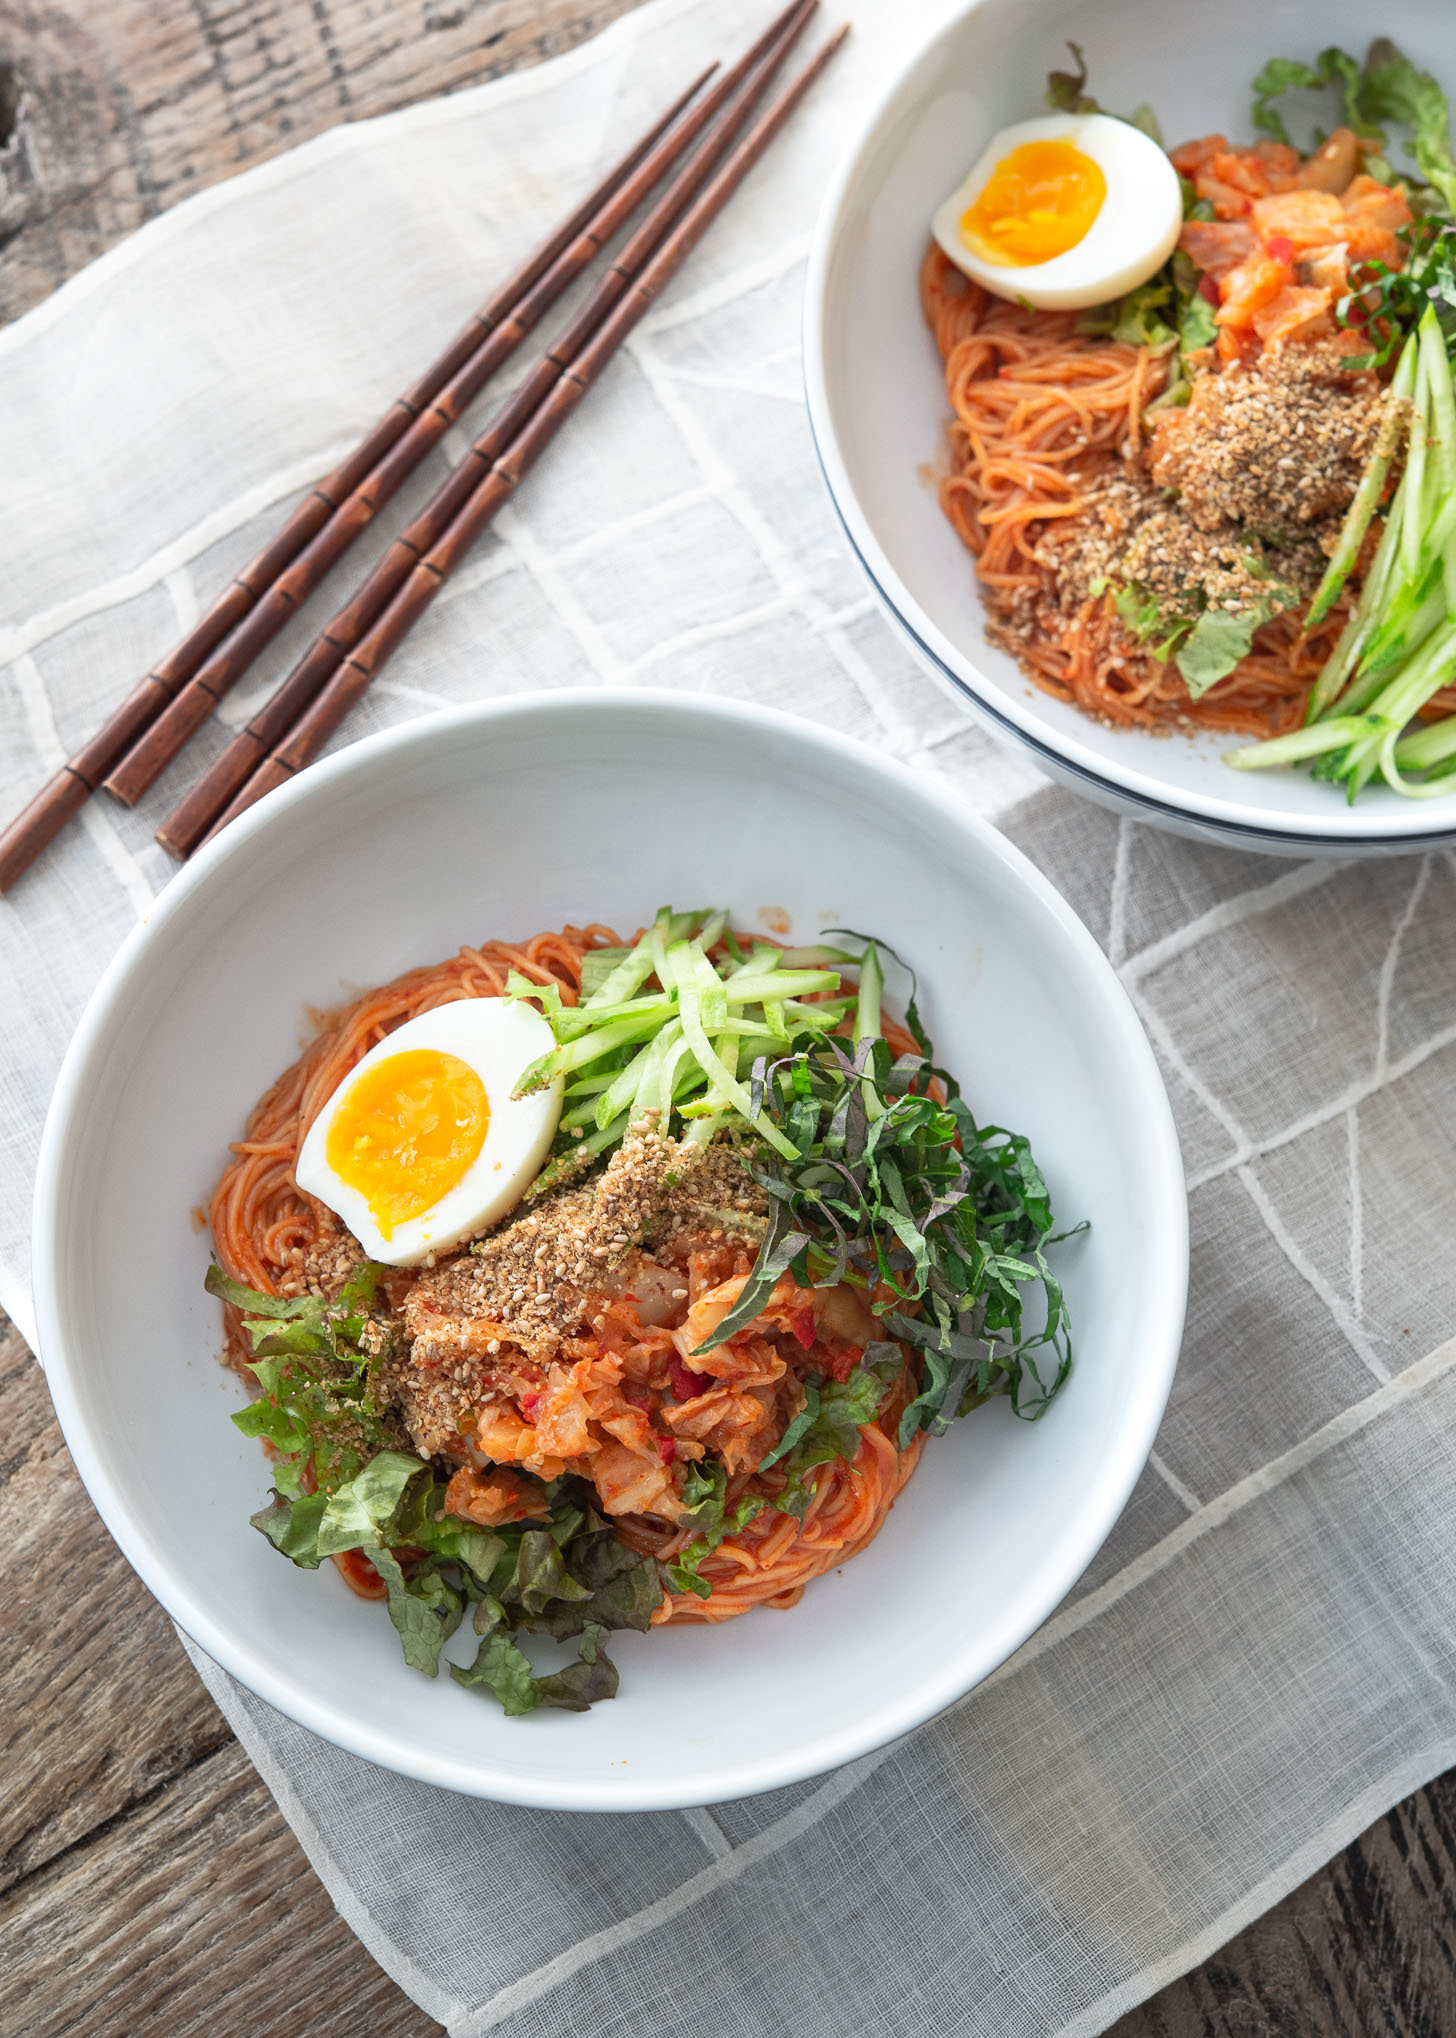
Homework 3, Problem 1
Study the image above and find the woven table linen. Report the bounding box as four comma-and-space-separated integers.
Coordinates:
5, 2, 1456, 2031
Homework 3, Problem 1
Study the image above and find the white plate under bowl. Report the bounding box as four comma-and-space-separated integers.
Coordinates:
804, 0, 1456, 854
33, 690, 1185, 1810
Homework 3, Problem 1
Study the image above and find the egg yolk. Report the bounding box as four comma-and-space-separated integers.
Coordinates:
960, 138, 1106, 267
325, 1049, 489, 1239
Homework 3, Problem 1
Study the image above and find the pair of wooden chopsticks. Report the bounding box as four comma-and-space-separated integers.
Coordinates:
0, 1, 844, 892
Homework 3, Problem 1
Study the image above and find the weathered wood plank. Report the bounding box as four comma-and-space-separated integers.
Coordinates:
0, 0, 644, 325
0, 1738, 440, 2037
0, 1320, 228, 1892
0, 1305, 438, 2031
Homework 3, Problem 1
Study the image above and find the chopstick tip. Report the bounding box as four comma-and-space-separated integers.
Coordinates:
153, 826, 189, 863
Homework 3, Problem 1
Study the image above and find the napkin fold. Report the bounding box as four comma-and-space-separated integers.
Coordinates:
6, 2, 1456, 2032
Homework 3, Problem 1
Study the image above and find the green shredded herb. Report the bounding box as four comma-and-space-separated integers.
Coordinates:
765, 1353, 906, 1524
693, 939, 1081, 1439
220, 1264, 662, 1711
665, 1462, 767, 1599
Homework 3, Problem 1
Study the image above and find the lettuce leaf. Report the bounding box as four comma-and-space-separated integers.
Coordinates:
211, 1260, 399, 1496
1252, 50, 1370, 146
1177, 577, 1298, 699
577, 1552, 662, 1635
1045, 41, 1161, 141
231, 1375, 313, 1465
315, 1449, 423, 1553
1079, 272, 1177, 350
1360, 40, 1456, 217
517, 1514, 661, 1640
1251, 41, 1456, 217
209, 1260, 381, 1339
452, 1611, 620, 1714
1177, 262, 1218, 357
1113, 582, 1191, 659
249, 1476, 464, 1674
388, 1475, 507, 1590
213, 1167, 664, 1715
1045, 40, 1097, 114
666, 1462, 766, 1599
369, 1544, 465, 1675
1175, 607, 1266, 698
501, 1527, 594, 1620
529, 1624, 619, 1711
250, 1488, 327, 1566
1108, 567, 1299, 703
1096, 252, 1216, 416
1108, 286, 1176, 349
243, 1432, 656, 1709
451, 1628, 541, 1715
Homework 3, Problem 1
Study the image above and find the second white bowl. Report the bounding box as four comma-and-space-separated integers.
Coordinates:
804, 0, 1456, 854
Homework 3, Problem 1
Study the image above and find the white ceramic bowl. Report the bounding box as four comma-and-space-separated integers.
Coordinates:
804, 0, 1456, 854
34, 691, 1185, 1810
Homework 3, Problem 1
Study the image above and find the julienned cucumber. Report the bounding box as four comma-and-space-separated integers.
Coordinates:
1228, 307, 1456, 800
511, 907, 860, 1191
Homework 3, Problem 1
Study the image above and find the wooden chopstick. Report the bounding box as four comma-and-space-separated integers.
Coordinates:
0, 69, 715, 892
107, 5, 820, 816
106, 35, 816, 811
196, 25, 849, 854
158, 0, 819, 861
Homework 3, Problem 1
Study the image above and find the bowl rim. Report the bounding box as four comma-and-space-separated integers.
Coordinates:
32, 687, 1188, 1809
800, 0, 1456, 851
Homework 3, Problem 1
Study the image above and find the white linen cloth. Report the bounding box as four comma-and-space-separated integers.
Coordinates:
5, 3, 1456, 2031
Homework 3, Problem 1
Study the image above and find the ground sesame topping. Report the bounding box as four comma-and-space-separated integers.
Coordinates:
296, 1220, 368, 1301
392, 1128, 769, 1456
999, 337, 1384, 686
1148, 340, 1383, 533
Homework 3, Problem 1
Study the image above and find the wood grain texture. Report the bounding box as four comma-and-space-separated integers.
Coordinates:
0, 0, 644, 326
0, 1738, 440, 2038
3, 1, 1456, 2030
0, 1322, 227, 1893
0, 1313, 440, 2032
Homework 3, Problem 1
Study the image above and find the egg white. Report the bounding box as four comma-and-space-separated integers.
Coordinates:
294, 997, 563, 1267
931, 111, 1182, 311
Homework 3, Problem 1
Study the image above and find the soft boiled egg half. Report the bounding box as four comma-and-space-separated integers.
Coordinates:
931, 113, 1182, 311
295, 998, 562, 1267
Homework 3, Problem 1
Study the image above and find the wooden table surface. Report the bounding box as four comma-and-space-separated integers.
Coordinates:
3, 4, 1455, 2031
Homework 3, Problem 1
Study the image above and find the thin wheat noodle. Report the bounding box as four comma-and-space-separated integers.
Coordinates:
922, 244, 1347, 738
